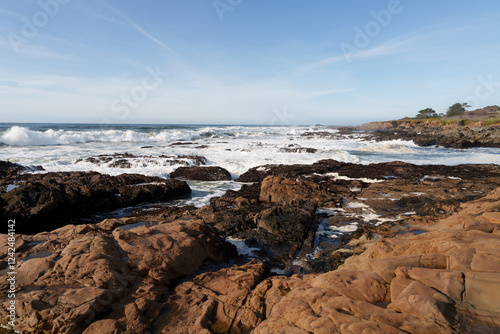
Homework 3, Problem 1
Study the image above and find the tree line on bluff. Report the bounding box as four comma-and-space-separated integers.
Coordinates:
414, 104, 500, 119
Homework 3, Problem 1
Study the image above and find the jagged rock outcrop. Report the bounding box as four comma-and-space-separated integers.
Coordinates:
0, 168, 191, 234
74, 153, 208, 168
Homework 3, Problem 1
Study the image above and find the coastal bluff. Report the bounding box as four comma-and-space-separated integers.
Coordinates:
355, 108, 500, 148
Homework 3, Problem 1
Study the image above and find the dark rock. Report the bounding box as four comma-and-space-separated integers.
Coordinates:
0, 171, 191, 234
279, 145, 318, 153
255, 204, 314, 246
171, 166, 232, 181
75, 153, 208, 168
0, 160, 44, 179
357, 121, 500, 148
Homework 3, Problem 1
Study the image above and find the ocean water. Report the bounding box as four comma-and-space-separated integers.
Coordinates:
2, 123, 500, 208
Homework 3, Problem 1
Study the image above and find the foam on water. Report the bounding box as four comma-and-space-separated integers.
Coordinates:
355, 139, 418, 153
1, 123, 500, 210
226, 237, 260, 257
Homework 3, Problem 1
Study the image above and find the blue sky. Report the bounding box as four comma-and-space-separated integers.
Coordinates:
1, 0, 499, 125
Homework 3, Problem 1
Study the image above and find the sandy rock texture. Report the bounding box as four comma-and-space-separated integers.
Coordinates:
2, 160, 500, 333
158, 186, 500, 334
0, 218, 234, 333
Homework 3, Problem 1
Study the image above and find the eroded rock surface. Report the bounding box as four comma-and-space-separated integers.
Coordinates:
158, 186, 500, 334
0, 218, 234, 333
2, 160, 500, 333
0, 168, 191, 234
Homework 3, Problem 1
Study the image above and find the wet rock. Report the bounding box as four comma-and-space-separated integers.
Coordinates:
0, 171, 191, 234
171, 166, 232, 181
0, 160, 44, 179
255, 204, 315, 246
279, 145, 317, 153
75, 153, 208, 168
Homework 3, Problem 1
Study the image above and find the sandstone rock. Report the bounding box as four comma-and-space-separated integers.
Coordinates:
158, 260, 266, 334
0, 219, 233, 333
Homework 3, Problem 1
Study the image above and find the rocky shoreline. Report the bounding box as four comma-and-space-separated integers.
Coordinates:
1, 160, 500, 333
353, 112, 500, 149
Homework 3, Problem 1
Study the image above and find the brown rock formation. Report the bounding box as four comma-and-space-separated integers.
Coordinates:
0, 218, 234, 333
2, 160, 500, 333
158, 186, 500, 333
358, 119, 500, 148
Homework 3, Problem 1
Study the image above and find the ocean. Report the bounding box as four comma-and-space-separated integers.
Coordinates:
2, 123, 500, 208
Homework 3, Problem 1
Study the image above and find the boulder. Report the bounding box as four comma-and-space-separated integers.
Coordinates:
171, 166, 232, 181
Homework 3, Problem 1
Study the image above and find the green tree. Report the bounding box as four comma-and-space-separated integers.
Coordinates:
415, 108, 438, 119
446, 103, 470, 117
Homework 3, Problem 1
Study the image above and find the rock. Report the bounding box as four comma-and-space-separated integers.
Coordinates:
255, 205, 314, 246
2, 160, 500, 333
259, 175, 338, 206
171, 166, 232, 181
74, 153, 208, 168
0, 170, 191, 234
157, 260, 266, 334
0, 160, 44, 179
0, 219, 234, 333
279, 145, 317, 153
359, 121, 500, 148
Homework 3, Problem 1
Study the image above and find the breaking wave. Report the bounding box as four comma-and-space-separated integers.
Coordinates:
0, 126, 263, 146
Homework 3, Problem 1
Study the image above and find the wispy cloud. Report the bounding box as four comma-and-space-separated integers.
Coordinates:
297, 38, 410, 74
100, 1, 179, 56
0, 7, 21, 18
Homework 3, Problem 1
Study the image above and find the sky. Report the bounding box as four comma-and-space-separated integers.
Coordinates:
0, 0, 499, 125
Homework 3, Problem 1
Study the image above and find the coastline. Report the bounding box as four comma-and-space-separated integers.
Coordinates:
1, 157, 500, 332
351, 109, 500, 149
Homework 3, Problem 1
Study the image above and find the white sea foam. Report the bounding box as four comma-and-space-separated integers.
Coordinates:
324, 172, 384, 183
0, 126, 153, 146
355, 140, 418, 153
1, 124, 500, 212
226, 237, 260, 257
347, 202, 370, 209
